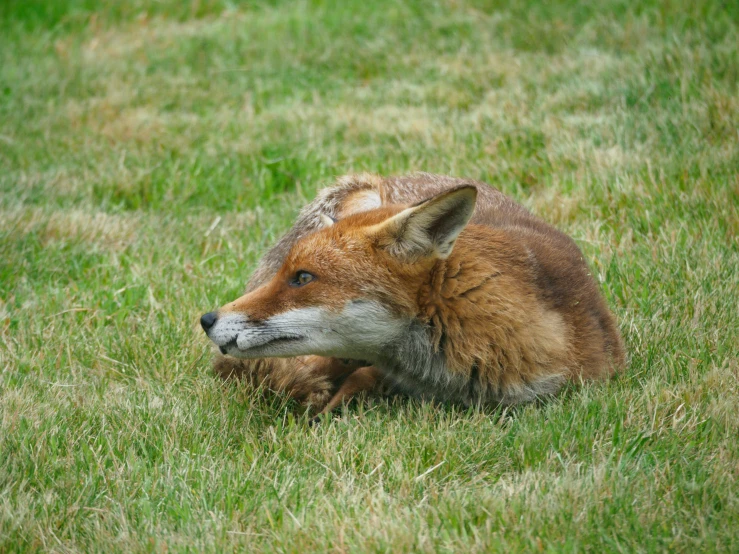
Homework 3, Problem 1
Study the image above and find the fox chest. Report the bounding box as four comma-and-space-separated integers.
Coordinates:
376, 321, 566, 406
376, 322, 484, 406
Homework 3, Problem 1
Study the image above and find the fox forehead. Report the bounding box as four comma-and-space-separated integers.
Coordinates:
280, 205, 407, 274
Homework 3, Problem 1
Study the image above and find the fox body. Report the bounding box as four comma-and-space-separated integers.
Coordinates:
203, 174, 625, 408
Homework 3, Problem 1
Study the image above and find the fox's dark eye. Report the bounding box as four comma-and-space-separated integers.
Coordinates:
291, 271, 315, 287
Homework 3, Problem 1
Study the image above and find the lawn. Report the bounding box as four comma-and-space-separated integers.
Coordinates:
1, 0, 737, 551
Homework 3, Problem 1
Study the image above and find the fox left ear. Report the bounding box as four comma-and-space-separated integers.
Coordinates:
319, 213, 336, 227
373, 185, 477, 260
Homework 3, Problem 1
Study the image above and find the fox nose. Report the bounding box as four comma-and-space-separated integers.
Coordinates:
200, 311, 218, 332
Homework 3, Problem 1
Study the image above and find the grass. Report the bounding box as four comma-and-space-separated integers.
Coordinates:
1, 0, 737, 551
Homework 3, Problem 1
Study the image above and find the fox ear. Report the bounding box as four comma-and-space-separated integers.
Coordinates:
319, 213, 336, 227
339, 189, 382, 217
374, 185, 477, 260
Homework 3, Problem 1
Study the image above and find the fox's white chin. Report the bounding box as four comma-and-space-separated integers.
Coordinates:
219, 335, 309, 358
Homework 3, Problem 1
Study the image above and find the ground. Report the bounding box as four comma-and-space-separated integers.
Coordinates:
1, 0, 738, 551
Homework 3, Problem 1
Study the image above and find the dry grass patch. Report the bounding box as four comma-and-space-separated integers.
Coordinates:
1, 207, 138, 251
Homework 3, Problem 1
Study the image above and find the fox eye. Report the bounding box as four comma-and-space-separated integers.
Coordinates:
291, 271, 315, 287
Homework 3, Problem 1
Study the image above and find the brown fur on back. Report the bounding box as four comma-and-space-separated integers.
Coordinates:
455, 191, 627, 380
417, 225, 624, 400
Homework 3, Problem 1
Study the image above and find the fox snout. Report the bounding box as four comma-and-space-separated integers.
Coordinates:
200, 304, 318, 358
200, 310, 234, 354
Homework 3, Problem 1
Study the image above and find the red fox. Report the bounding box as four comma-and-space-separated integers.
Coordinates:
203, 173, 625, 414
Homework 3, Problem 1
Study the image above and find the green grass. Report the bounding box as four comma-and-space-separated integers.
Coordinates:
1, 0, 738, 551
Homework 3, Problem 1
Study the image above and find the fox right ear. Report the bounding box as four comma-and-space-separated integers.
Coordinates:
372, 185, 477, 260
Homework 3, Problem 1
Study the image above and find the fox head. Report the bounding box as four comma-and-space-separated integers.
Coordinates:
201, 186, 477, 362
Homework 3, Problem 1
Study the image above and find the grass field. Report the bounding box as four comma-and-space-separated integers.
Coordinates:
1, 0, 738, 551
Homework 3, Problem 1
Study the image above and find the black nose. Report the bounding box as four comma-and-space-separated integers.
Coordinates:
200, 311, 218, 332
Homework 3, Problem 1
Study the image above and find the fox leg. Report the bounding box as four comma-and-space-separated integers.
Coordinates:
212, 354, 371, 412
212, 354, 336, 410
318, 366, 381, 416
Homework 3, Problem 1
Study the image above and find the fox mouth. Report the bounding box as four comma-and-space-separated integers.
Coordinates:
219, 334, 304, 355
219, 339, 237, 355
